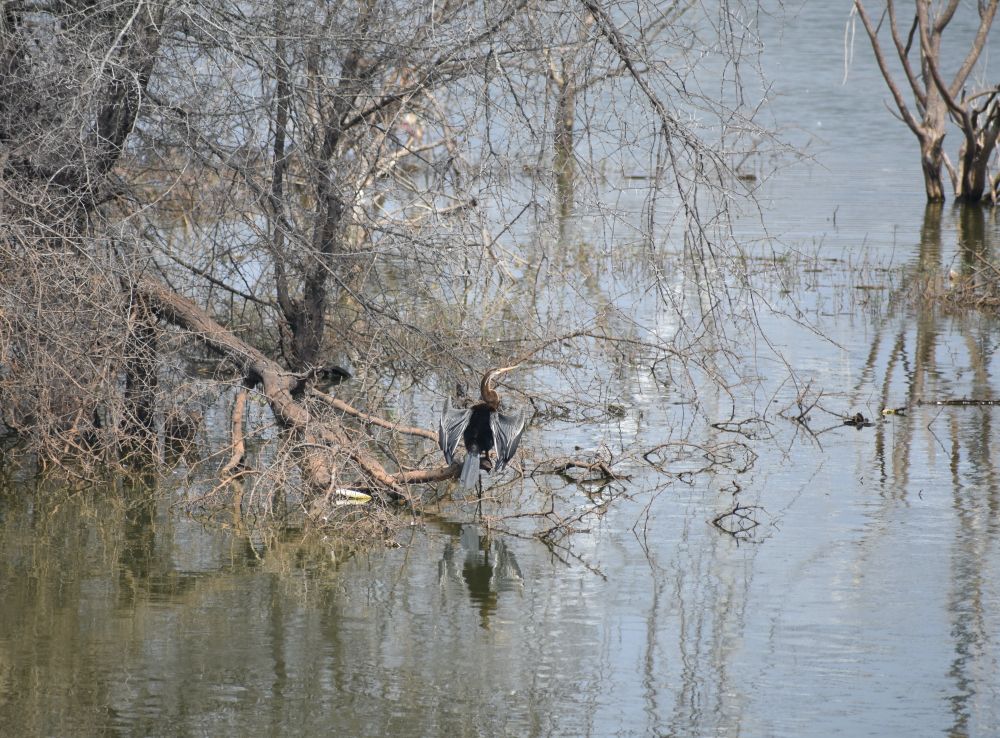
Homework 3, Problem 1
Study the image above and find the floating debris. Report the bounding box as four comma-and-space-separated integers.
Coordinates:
843, 412, 873, 428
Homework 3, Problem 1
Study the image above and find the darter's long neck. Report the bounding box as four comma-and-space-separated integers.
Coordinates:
480, 371, 501, 409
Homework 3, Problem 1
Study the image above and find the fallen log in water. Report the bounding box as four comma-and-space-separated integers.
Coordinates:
918, 398, 1000, 406
137, 277, 455, 504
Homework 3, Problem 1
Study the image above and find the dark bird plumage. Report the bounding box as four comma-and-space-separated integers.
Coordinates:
439, 367, 525, 491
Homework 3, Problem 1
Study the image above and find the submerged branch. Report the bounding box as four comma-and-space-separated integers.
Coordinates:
220, 389, 248, 478
532, 457, 629, 481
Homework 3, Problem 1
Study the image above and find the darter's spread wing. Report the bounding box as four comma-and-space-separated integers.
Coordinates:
438, 398, 472, 465
490, 408, 525, 473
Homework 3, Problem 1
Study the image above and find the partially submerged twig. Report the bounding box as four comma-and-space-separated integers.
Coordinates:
532, 457, 629, 481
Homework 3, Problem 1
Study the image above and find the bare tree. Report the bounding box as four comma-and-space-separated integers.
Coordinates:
1, 0, 769, 523
853, 0, 1000, 202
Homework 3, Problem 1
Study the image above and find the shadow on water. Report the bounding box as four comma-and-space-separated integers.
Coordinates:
847, 202, 999, 737
0, 475, 349, 735
436, 521, 524, 630
931, 204, 998, 738
857, 203, 997, 498
118, 475, 201, 607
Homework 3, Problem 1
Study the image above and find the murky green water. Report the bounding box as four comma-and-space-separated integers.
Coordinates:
3, 5, 1000, 737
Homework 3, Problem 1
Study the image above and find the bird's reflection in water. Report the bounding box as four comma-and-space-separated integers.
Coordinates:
438, 524, 523, 629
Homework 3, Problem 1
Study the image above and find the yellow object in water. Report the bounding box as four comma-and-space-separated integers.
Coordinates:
334, 488, 372, 505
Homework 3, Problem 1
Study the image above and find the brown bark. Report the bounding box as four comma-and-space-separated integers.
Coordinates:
920, 132, 947, 202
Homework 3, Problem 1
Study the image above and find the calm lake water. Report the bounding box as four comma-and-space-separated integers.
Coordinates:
3, 4, 1000, 737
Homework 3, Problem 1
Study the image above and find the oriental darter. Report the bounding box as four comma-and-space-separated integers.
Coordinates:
438, 366, 526, 491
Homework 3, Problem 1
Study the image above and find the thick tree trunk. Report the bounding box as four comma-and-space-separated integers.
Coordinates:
122, 290, 158, 457
554, 60, 576, 226
955, 104, 1000, 202
920, 133, 947, 202
956, 147, 987, 202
